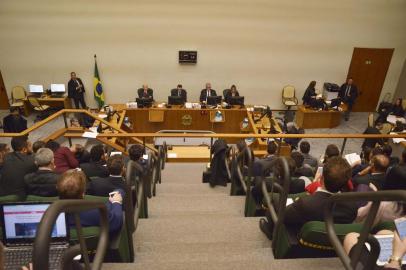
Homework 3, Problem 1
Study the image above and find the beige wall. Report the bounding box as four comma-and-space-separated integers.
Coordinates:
0, 0, 405, 109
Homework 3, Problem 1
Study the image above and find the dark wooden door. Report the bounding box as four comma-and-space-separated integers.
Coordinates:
0, 70, 10, 109
347, 48, 394, 112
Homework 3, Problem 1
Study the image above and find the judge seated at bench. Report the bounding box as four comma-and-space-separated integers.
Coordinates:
224, 85, 240, 103
137, 84, 154, 100
199, 82, 217, 103
170, 84, 187, 102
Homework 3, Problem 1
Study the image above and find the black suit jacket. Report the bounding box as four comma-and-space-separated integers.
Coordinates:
80, 161, 109, 179
284, 191, 357, 233
170, 88, 187, 102
339, 83, 358, 104
0, 152, 37, 198
224, 91, 240, 103
3, 114, 27, 133
87, 176, 127, 197
361, 126, 384, 150
137, 88, 154, 100
353, 173, 386, 190
24, 169, 60, 197
68, 78, 85, 99
302, 87, 316, 105
199, 89, 217, 102
385, 164, 406, 190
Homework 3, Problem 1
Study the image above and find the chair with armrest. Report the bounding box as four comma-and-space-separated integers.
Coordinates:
10, 86, 27, 112
27, 95, 50, 112
282, 85, 298, 110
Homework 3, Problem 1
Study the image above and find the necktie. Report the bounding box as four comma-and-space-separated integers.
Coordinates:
178, 90, 181, 96
346, 85, 351, 97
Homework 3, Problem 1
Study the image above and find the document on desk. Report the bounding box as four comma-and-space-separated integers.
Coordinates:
387, 115, 406, 125
82, 131, 98, 138
390, 132, 406, 144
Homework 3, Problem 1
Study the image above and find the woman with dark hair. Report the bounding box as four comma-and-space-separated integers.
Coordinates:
45, 140, 78, 173
224, 85, 240, 103
391, 98, 405, 117
302, 81, 317, 106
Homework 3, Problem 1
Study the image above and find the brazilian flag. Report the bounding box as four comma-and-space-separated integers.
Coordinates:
93, 55, 105, 108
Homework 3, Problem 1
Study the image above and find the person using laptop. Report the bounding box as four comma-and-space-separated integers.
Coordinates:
24, 148, 60, 197
2, 107, 27, 133
57, 169, 123, 233
67, 72, 87, 109
0, 136, 36, 199
199, 82, 217, 103
170, 84, 187, 103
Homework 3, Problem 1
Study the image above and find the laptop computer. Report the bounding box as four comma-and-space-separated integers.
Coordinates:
1, 202, 70, 270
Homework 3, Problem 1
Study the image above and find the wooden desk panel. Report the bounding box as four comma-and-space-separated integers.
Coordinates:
296, 105, 343, 129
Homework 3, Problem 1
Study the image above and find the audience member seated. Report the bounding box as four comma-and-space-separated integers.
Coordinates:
73, 144, 90, 164
344, 230, 406, 270
0, 136, 36, 198
137, 84, 154, 100
57, 169, 123, 234
352, 154, 389, 190
361, 122, 384, 151
291, 151, 314, 177
170, 84, 187, 102
87, 155, 127, 197
128, 144, 146, 176
2, 107, 27, 133
299, 140, 318, 169
0, 143, 10, 171
24, 148, 59, 197
382, 144, 399, 167
46, 140, 79, 173
284, 122, 304, 150
384, 149, 406, 191
199, 82, 217, 103
224, 84, 240, 103
252, 141, 278, 177
32, 140, 46, 153
80, 144, 109, 179
391, 98, 405, 117
259, 156, 357, 240
351, 146, 372, 176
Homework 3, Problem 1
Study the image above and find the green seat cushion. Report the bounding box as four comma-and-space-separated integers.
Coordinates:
25, 195, 58, 202
0, 195, 20, 203
84, 195, 108, 203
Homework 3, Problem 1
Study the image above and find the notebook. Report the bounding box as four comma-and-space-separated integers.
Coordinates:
1, 202, 69, 270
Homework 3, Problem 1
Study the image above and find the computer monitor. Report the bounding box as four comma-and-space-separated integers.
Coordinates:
28, 84, 44, 94
50, 84, 66, 93
136, 97, 153, 108
229, 96, 244, 106
168, 96, 184, 105
207, 96, 222, 106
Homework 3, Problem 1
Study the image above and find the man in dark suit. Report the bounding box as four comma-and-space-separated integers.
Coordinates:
353, 154, 389, 190
0, 136, 36, 199
384, 149, 406, 190
3, 107, 27, 133
88, 154, 127, 197
170, 84, 187, 102
339, 78, 358, 121
199, 82, 217, 103
57, 169, 123, 234
259, 156, 358, 239
68, 72, 87, 109
80, 144, 109, 179
24, 148, 59, 197
361, 122, 384, 150
137, 84, 154, 100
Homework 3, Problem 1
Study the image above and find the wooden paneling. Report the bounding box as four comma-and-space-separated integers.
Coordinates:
295, 105, 342, 129
0, 70, 10, 110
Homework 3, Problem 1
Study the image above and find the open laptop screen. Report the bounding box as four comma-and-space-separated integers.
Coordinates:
1, 203, 68, 244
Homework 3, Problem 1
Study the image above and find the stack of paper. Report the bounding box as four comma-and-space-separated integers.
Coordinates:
82, 132, 98, 138
387, 115, 406, 125
344, 153, 361, 166
390, 132, 406, 144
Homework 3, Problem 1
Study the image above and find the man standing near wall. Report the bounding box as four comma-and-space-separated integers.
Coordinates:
339, 78, 358, 121
68, 72, 87, 109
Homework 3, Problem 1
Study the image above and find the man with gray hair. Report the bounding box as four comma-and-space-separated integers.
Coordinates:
24, 148, 60, 197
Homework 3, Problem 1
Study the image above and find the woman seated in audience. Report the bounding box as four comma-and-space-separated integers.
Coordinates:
32, 140, 46, 153
45, 140, 78, 173
391, 98, 405, 117
0, 143, 10, 171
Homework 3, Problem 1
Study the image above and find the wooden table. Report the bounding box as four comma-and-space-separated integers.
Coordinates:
295, 105, 346, 129
23, 95, 72, 116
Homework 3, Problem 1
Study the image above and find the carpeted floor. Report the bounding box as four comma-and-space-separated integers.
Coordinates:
102, 163, 345, 270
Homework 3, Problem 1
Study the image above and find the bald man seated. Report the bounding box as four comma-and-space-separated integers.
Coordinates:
352, 154, 390, 190
137, 84, 154, 100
